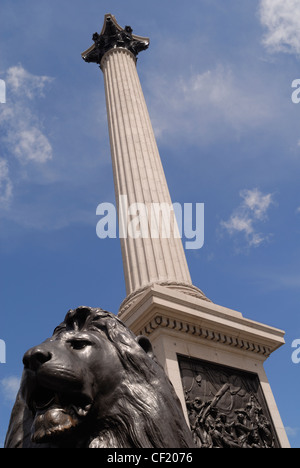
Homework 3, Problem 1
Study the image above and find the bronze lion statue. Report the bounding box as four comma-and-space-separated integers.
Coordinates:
5, 306, 195, 448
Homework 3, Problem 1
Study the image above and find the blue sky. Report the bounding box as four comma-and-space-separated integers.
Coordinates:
0, 0, 300, 448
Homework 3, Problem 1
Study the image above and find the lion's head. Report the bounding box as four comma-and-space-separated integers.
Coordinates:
5, 306, 195, 448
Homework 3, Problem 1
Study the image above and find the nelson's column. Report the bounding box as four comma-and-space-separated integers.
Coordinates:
82, 14, 290, 448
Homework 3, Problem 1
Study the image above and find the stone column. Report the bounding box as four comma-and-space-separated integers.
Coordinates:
82, 15, 290, 449
82, 14, 209, 310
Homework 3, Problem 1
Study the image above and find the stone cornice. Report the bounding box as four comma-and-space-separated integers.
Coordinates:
119, 284, 286, 360
140, 314, 273, 358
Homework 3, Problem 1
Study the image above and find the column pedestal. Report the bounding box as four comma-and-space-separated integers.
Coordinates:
120, 284, 290, 448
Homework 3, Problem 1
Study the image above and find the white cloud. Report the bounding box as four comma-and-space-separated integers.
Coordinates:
240, 189, 273, 220
221, 189, 274, 248
147, 65, 273, 146
13, 128, 53, 164
0, 64, 53, 166
0, 376, 20, 402
285, 426, 299, 437
259, 0, 300, 56
0, 64, 53, 211
296, 206, 300, 214
6, 65, 53, 99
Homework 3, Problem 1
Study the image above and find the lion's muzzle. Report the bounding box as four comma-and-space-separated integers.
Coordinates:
21, 341, 93, 444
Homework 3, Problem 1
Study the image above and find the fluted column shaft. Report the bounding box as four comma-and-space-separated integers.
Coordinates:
101, 48, 192, 296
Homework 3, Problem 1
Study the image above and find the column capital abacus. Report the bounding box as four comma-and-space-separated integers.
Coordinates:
81, 14, 149, 69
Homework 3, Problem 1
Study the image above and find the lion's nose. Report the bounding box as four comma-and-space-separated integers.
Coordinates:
23, 346, 52, 371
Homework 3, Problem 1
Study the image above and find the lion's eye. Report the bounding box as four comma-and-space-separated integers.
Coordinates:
68, 340, 92, 350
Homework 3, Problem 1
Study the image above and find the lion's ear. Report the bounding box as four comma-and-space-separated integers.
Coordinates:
136, 335, 156, 360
